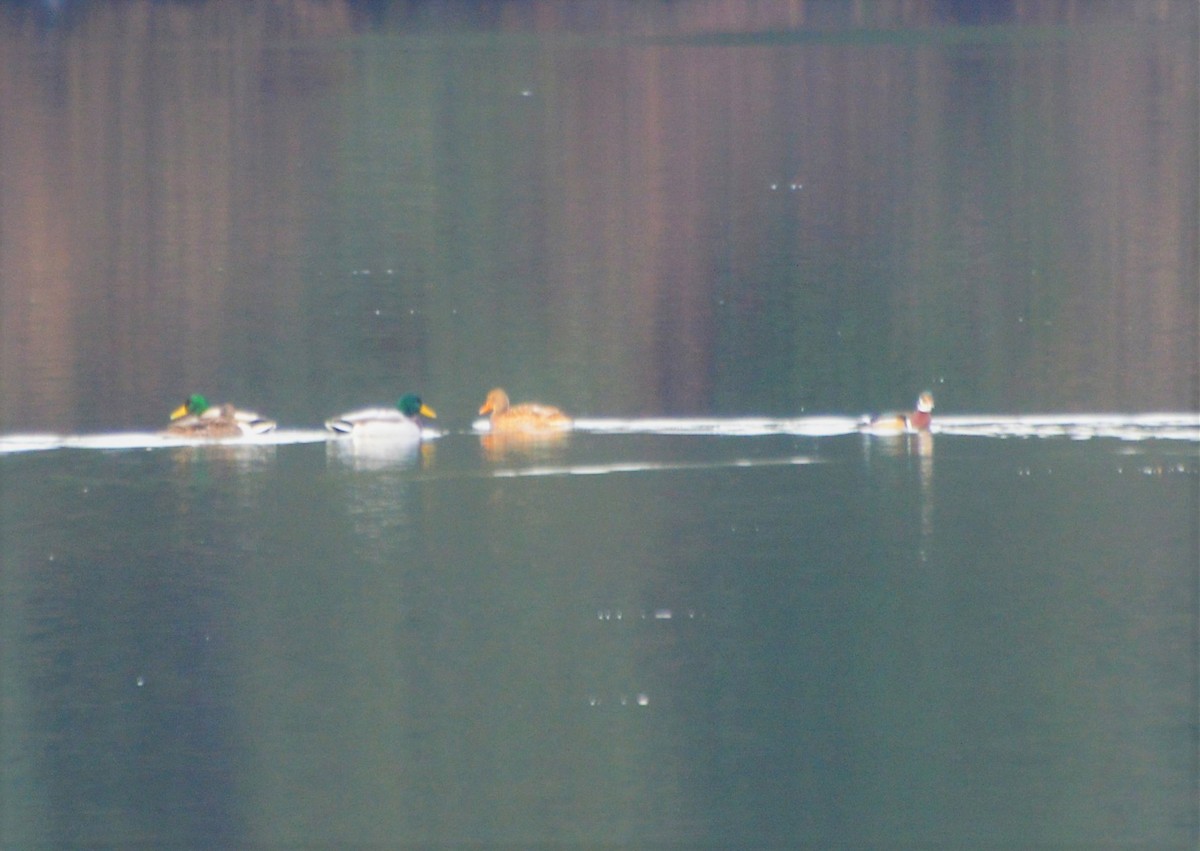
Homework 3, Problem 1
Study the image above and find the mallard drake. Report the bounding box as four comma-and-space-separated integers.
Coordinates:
167, 394, 276, 438
325, 393, 437, 439
478, 387, 572, 433
860, 391, 934, 434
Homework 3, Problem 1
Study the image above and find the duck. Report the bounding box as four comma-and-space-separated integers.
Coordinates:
325, 393, 437, 439
860, 391, 935, 434
166, 394, 276, 438
478, 387, 572, 433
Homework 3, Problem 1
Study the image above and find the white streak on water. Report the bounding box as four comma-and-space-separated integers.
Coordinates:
489, 456, 818, 478
932, 413, 1200, 441
572, 416, 859, 436
61, 429, 332, 449
574, 413, 1200, 441
1, 414, 1196, 456
0, 434, 63, 454
0, 429, 332, 453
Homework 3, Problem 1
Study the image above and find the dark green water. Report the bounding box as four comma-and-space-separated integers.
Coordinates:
2, 433, 1196, 846
1, 1, 1197, 847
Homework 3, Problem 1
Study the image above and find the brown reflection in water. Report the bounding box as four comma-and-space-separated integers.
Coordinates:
859, 429, 935, 560
168, 443, 278, 479
914, 430, 934, 550
886, 5, 1197, 412
0, 0, 1194, 436
479, 430, 571, 464
0, 21, 76, 428
0, 2, 356, 430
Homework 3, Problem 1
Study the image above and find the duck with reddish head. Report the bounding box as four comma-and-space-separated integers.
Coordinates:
860, 392, 934, 434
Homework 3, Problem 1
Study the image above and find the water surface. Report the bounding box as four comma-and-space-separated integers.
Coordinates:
1, 1, 1197, 848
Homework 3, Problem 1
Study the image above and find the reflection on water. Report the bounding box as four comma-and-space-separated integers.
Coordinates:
914, 431, 935, 550
325, 433, 429, 472
859, 430, 933, 572
862, 429, 937, 554
168, 442, 278, 479
0, 1, 1195, 432
478, 429, 571, 464
3, 429, 1198, 846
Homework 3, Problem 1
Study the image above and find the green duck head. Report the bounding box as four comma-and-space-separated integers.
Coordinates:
397, 394, 436, 419
171, 394, 210, 420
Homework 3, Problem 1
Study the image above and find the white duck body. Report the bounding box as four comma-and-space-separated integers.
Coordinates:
325, 407, 426, 439
325, 394, 438, 440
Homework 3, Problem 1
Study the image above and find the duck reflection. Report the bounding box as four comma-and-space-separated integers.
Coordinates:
479, 429, 571, 463
169, 443, 277, 476
913, 431, 934, 549
860, 428, 932, 459
861, 429, 935, 556
326, 434, 434, 472
166, 443, 278, 521
325, 441, 433, 545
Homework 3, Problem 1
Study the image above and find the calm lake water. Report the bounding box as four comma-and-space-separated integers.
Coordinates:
1, 1, 1197, 848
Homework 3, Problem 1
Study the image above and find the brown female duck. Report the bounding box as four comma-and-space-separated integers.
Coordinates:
478, 388, 572, 433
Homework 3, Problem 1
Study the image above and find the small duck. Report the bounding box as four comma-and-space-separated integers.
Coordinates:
478, 387, 572, 433
325, 393, 437, 439
861, 391, 935, 434
167, 394, 276, 438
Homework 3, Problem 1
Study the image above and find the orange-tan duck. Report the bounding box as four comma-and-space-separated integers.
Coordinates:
478, 387, 572, 433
